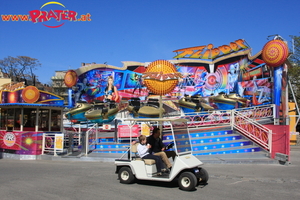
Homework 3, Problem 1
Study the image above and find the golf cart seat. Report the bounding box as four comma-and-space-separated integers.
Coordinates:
131, 142, 156, 165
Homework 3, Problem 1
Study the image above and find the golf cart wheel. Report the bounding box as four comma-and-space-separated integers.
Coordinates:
178, 172, 197, 191
118, 167, 135, 184
198, 168, 209, 185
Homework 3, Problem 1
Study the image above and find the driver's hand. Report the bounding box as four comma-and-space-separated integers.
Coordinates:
131, 141, 137, 145
162, 147, 165, 151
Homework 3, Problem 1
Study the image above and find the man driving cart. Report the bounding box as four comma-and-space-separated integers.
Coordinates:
147, 127, 176, 171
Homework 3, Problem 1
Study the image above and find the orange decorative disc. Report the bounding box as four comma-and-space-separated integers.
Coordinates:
8, 91, 18, 103
22, 86, 40, 103
144, 60, 179, 95
262, 40, 289, 67
64, 70, 77, 88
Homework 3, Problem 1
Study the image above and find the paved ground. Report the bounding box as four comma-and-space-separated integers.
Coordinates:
43, 146, 296, 164
0, 147, 299, 200
1, 146, 295, 165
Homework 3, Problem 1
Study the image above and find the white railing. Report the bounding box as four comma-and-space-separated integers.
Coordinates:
182, 110, 232, 128
63, 131, 81, 149
232, 110, 273, 152
180, 104, 275, 128
85, 123, 98, 155
42, 133, 64, 156
179, 104, 275, 153
235, 104, 275, 122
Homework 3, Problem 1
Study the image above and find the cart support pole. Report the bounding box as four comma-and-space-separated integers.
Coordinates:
159, 95, 163, 136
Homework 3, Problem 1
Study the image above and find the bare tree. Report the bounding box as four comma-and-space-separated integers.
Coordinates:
16, 56, 41, 83
0, 56, 41, 84
0, 56, 18, 81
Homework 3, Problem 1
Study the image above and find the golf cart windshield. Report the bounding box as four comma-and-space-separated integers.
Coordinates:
170, 119, 192, 155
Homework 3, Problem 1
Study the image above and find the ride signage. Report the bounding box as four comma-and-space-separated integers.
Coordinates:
173, 39, 249, 60
142, 71, 182, 80
1, 82, 25, 91
117, 125, 140, 138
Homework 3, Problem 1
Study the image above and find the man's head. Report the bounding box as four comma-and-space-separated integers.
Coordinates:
152, 127, 160, 138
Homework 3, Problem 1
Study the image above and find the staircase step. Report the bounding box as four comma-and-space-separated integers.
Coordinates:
162, 130, 234, 140
92, 124, 264, 158
98, 138, 115, 143
192, 140, 252, 151
188, 125, 232, 133
92, 149, 128, 154
95, 143, 129, 149
196, 151, 270, 162
193, 145, 261, 155
191, 134, 243, 144
190, 130, 233, 137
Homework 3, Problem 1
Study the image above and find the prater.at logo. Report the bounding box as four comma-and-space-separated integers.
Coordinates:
3, 132, 16, 147
1, 1, 91, 28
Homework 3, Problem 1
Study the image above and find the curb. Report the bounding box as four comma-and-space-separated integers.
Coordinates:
0, 152, 289, 165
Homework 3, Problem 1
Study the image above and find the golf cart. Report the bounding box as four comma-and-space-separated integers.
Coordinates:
115, 118, 209, 191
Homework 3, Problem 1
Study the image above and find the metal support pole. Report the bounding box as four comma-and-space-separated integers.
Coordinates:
230, 109, 234, 130
20, 108, 24, 132
81, 130, 86, 155
159, 95, 163, 136
60, 109, 63, 132
35, 108, 39, 132
128, 122, 134, 160
54, 134, 57, 156
41, 133, 45, 155
96, 123, 99, 146
114, 119, 117, 143
48, 109, 51, 132
68, 131, 73, 154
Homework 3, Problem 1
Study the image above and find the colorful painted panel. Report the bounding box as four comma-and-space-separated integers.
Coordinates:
0, 86, 64, 106
74, 68, 147, 103
0, 131, 22, 150
0, 131, 43, 154
16, 132, 43, 155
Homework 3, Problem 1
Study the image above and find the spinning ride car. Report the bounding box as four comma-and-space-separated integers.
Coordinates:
114, 118, 209, 191
85, 100, 119, 123
65, 101, 92, 122
179, 95, 214, 113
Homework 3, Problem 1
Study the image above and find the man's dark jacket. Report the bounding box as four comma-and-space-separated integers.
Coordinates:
147, 135, 165, 154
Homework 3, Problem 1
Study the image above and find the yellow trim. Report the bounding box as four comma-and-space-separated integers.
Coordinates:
37, 99, 64, 103
75, 64, 128, 76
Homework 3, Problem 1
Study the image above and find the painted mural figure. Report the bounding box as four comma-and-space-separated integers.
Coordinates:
105, 76, 119, 102
88, 79, 100, 96
193, 72, 207, 96
75, 77, 89, 102
252, 76, 270, 105
90, 71, 104, 95
237, 83, 245, 98
131, 73, 143, 94
228, 63, 239, 94
177, 77, 184, 92
183, 73, 194, 86
114, 73, 123, 89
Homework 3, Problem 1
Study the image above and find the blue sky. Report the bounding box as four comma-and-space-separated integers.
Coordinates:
1, 0, 299, 84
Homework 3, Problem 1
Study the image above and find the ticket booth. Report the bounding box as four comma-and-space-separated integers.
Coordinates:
0, 84, 64, 155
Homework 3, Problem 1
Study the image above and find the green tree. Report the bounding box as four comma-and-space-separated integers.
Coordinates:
288, 34, 300, 105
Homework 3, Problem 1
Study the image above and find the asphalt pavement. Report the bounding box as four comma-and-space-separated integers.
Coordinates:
45, 145, 300, 165
0, 146, 299, 200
